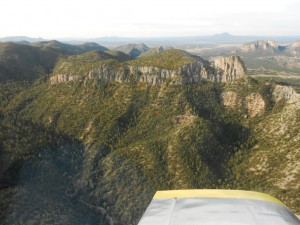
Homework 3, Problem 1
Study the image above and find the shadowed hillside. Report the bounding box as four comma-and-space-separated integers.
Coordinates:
0, 43, 60, 81
31, 40, 108, 55
114, 43, 150, 58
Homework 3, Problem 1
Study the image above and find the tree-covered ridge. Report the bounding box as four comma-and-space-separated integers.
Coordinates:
51, 51, 123, 75
65, 51, 124, 62
0, 41, 122, 82
129, 49, 209, 70
0, 42, 60, 81
50, 49, 213, 80
104, 50, 132, 61
1, 77, 299, 225
31, 40, 109, 55
0, 40, 299, 225
114, 43, 150, 58
0, 80, 246, 224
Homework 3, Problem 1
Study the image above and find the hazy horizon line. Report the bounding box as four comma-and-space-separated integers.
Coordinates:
2, 32, 300, 40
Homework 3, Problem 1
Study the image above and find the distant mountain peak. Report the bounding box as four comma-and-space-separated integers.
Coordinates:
81, 42, 101, 47
239, 40, 281, 53
213, 33, 236, 41
15, 40, 31, 45
31, 40, 108, 54
114, 43, 150, 58
237, 39, 300, 57
31, 40, 64, 47
0, 36, 45, 43
214, 32, 233, 37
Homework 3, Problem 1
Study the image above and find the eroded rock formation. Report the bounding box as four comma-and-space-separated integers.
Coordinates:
273, 85, 300, 104
245, 93, 265, 117
50, 55, 247, 85
213, 55, 246, 82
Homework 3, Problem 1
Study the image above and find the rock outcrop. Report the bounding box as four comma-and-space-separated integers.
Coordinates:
50, 55, 247, 85
50, 63, 212, 85
288, 41, 300, 56
221, 91, 240, 109
114, 43, 150, 58
239, 40, 281, 53
273, 85, 300, 104
236, 40, 300, 56
221, 91, 265, 117
245, 93, 265, 117
221, 85, 300, 118
213, 55, 246, 82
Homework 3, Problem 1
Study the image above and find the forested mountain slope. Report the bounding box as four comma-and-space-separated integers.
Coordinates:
0, 48, 299, 225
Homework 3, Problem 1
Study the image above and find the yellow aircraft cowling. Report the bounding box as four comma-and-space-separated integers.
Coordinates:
137, 189, 300, 225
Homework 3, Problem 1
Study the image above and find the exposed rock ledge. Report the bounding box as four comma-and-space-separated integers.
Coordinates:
221, 91, 265, 117
221, 85, 300, 118
214, 56, 246, 81
50, 56, 246, 85
273, 85, 300, 104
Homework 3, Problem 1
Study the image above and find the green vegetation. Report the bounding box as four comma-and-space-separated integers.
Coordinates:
104, 50, 132, 61
31, 40, 108, 55
52, 51, 124, 76
1, 77, 299, 225
251, 75, 300, 90
0, 42, 60, 81
129, 49, 207, 70
228, 100, 300, 213
114, 43, 149, 58
243, 56, 300, 88
0, 45, 299, 225
51, 49, 210, 79
244, 56, 300, 73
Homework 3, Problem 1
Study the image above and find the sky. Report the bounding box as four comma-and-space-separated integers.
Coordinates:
0, 0, 299, 38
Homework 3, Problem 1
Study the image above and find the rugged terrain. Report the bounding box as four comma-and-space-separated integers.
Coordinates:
50, 49, 246, 85
235, 40, 300, 84
187, 40, 300, 86
0, 42, 299, 225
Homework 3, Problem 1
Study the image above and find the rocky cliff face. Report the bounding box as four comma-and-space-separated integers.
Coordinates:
273, 85, 300, 104
288, 41, 300, 56
50, 56, 246, 85
213, 55, 246, 82
237, 40, 300, 56
221, 84, 300, 118
239, 40, 281, 53
221, 91, 265, 117
2, 72, 300, 224
245, 93, 265, 117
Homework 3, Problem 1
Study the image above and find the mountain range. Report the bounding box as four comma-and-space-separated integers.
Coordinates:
0, 41, 126, 82
237, 40, 300, 56
0, 39, 299, 225
2, 33, 300, 46
230, 40, 300, 80
0, 36, 45, 43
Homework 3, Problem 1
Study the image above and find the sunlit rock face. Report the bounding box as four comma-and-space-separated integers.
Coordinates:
50, 56, 247, 85
213, 55, 246, 82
